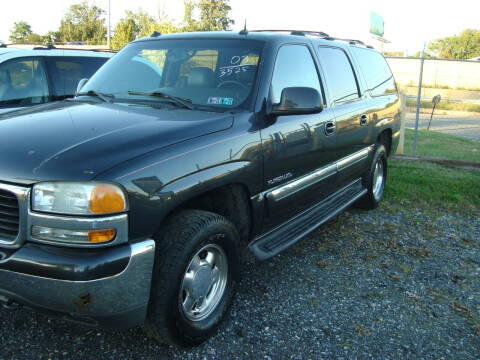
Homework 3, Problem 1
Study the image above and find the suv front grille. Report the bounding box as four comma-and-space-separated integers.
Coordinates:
0, 189, 20, 241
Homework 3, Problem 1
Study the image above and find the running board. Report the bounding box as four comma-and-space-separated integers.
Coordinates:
249, 179, 366, 260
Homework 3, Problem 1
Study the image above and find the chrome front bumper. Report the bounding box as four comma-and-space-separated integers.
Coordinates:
0, 239, 155, 328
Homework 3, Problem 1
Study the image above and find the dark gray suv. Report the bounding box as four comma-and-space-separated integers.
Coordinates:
0, 30, 400, 347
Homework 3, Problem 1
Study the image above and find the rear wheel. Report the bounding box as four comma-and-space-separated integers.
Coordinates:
144, 210, 241, 347
356, 144, 387, 209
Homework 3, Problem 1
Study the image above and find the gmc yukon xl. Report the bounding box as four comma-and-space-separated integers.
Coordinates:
0, 30, 400, 346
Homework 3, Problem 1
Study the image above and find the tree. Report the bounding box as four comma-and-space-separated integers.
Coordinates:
383, 51, 404, 57
111, 17, 138, 50
197, 0, 234, 31
182, 0, 199, 32
181, 0, 234, 32
428, 29, 480, 59
57, 1, 106, 44
412, 51, 433, 58
111, 9, 178, 50
9, 21, 33, 43
43, 31, 59, 45
27, 33, 44, 43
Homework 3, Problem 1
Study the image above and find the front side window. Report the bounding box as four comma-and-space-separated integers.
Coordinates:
45, 56, 108, 98
317, 47, 360, 104
0, 57, 49, 107
81, 39, 264, 110
270, 44, 322, 104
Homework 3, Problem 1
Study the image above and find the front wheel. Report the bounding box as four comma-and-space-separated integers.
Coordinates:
144, 210, 241, 347
356, 144, 387, 209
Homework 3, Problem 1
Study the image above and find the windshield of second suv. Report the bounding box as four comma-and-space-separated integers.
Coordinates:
80, 38, 264, 110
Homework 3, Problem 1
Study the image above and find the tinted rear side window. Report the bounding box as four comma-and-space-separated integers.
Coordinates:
351, 47, 396, 97
0, 57, 49, 107
45, 57, 108, 98
317, 47, 359, 104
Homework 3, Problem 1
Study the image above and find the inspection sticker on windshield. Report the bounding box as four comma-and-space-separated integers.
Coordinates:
208, 97, 234, 105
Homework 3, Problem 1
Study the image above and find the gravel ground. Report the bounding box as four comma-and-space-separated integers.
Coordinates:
1, 202, 479, 359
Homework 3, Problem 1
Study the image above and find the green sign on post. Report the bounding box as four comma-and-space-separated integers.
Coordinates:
370, 12, 384, 37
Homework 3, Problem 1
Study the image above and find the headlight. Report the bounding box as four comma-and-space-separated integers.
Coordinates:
32, 182, 127, 215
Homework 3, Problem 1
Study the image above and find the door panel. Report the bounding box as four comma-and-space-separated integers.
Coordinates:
261, 108, 337, 231
260, 43, 339, 232
333, 100, 371, 186
316, 46, 370, 187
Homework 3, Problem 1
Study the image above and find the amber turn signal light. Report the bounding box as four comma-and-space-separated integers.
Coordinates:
88, 229, 116, 243
89, 185, 126, 214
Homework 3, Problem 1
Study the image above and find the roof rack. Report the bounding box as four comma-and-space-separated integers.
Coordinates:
248, 30, 374, 49
2, 42, 116, 52
319, 37, 374, 49
250, 29, 330, 38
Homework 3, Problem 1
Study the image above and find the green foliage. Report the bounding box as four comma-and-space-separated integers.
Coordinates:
181, 0, 234, 32
385, 159, 480, 212
9, 21, 33, 43
43, 31, 59, 45
182, 0, 199, 32
197, 0, 234, 31
383, 51, 404, 57
406, 98, 480, 113
402, 128, 480, 163
26, 33, 43, 43
57, 1, 106, 44
111, 9, 179, 50
428, 29, 480, 59
111, 17, 138, 50
411, 51, 433, 58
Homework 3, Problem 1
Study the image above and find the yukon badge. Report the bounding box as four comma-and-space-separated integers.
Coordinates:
267, 172, 293, 186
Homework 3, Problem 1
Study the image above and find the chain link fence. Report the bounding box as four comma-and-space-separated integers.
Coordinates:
389, 57, 480, 163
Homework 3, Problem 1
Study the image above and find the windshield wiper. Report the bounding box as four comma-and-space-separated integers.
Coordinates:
77, 90, 113, 103
127, 91, 194, 110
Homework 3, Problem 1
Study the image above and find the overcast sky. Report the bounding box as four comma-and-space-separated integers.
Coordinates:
0, 0, 478, 54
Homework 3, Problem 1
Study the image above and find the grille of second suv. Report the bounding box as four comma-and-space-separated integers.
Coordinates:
0, 189, 20, 241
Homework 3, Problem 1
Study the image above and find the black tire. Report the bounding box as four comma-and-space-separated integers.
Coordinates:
144, 209, 241, 347
356, 144, 387, 210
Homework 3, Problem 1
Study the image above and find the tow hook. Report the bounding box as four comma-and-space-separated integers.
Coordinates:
0, 295, 21, 310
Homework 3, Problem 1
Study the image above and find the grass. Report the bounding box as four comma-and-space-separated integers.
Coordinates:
406, 98, 480, 113
384, 158, 480, 212
402, 128, 480, 162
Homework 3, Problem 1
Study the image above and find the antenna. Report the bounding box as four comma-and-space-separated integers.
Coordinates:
239, 19, 248, 35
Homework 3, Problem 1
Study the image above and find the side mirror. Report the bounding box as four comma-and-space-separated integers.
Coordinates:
76, 78, 89, 95
271, 87, 323, 116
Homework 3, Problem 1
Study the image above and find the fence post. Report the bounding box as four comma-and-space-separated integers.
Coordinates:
413, 43, 426, 155
397, 93, 406, 154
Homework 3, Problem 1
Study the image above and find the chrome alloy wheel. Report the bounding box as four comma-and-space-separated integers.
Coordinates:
372, 158, 385, 201
180, 243, 228, 321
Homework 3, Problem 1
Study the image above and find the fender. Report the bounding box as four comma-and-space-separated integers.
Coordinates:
120, 159, 263, 242
158, 161, 255, 202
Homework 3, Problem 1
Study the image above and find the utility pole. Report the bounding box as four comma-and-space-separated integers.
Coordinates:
413, 42, 426, 155
107, 0, 111, 48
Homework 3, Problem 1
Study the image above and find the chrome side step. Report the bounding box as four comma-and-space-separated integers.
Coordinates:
249, 179, 366, 260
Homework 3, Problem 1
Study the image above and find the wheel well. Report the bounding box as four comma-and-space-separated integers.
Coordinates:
165, 184, 252, 244
377, 129, 392, 156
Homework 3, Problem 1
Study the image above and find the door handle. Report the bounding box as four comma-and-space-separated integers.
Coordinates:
325, 121, 335, 136
360, 114, 368, 126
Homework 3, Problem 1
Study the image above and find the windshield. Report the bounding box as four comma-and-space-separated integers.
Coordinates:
81, 39, 264, 110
